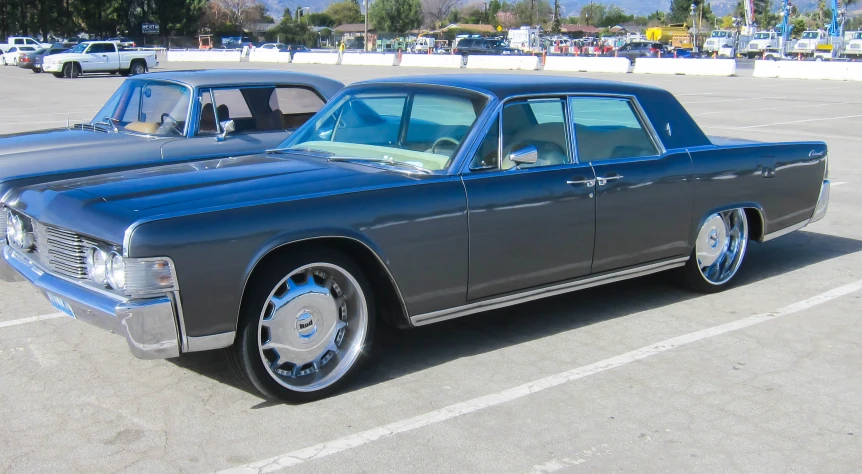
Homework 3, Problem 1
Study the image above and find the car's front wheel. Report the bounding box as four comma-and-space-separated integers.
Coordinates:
62, 62, 79, 78
679, 209, 749, 293
229, 247, 376, 402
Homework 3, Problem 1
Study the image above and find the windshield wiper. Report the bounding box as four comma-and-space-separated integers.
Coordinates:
266, 147, 332, 156
327, 156, 431, 174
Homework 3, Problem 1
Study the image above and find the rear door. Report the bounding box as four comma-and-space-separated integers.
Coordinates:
569, 95, 693, 273
161, 85, 327, 160
463, 97, 596, 299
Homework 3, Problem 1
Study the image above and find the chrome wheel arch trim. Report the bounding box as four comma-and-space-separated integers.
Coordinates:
410, 256, 688, 326
762, 218, 810, 242
237, 235, 409, 330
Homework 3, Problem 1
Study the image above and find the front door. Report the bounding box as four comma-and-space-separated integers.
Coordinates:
568, 96, 693, 274
463, 97, 597, 300
84, 43, 114, 71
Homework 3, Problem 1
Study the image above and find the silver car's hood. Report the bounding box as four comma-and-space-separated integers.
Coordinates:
0, 128, 180, 194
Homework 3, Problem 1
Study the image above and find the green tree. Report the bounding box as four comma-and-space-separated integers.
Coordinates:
325, 0, 363, 26
305, 12, 335, 27
601, 5, 633, 27
488, 0, 501, 25
580, 3, 605, 26
790, 17, 806, 38
552, 0, 560, 32
369, 0, 422, 33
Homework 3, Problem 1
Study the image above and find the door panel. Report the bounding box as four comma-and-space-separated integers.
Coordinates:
590, 151, 693, 273
464, 165, 597, 300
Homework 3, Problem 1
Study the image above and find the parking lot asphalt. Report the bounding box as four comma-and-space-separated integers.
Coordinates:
1, 61, 861, 473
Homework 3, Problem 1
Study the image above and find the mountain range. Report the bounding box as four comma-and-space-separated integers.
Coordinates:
261, 0, 828, 23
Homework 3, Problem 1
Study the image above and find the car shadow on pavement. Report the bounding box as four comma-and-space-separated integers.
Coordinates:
168, 230, 862, 403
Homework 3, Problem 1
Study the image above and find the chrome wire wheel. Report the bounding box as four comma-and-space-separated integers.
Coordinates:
257, 263, 368, 393
695, 209, 748, 286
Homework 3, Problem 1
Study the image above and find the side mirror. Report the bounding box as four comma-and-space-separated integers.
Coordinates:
509, 145, 539, 166
216, 119, 235, 142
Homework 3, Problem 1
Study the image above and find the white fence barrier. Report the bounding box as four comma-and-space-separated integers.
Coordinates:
633, 58, 736, 76
291, 52, 341, 65
399, 54, 464, 68
248, 50, 292, 63
543, 56, 631, 73
466, 55, 540, 70
752, 60, 862, 81
166, 50, 242, 62
340, 53, 398, 66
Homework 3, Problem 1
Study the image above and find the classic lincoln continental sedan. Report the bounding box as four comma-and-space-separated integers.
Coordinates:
2, 75, 829, 401
0, 69, 342, 281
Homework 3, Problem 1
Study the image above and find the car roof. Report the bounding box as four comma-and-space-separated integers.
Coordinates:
139, 70, 345, 98
354, 74, 663, 100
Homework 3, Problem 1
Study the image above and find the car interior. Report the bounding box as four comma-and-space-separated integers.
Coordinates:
197, 86, 324, 135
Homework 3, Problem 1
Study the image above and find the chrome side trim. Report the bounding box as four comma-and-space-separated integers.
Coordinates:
762, 218, 810, 242
410, 257, 689, 326
186, 331, 236, 352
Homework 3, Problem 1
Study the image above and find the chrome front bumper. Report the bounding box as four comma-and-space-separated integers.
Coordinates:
3, 245, 180, 359
810, 179, 830, 224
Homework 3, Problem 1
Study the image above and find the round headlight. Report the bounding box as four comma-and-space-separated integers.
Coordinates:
107, 252, 125, 290
85, 247, 109, 285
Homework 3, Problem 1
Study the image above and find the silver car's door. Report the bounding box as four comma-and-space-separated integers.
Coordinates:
462, 97, 597, 300
568, 95, 693, 274
161, 85, 327, 161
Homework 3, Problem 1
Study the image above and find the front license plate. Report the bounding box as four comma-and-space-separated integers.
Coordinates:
47, 293, 75, 319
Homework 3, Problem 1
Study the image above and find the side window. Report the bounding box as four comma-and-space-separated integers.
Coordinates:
501, 98, 570, 170
569, 97, 660, 163
273, 87, 325, 130
470, 117, 499, 169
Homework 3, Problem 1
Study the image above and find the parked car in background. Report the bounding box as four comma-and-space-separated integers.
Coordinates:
40, 41, 157, 78
0, 36, 51, 53
17, 46, 69, 72
1, 45, 37, 65
108, 37, 136, 48
453, 37, 521, 56
610, 41, 664, 63
258, 43, 284, 50
0, 75, 830, 402
667, 47, 702, 58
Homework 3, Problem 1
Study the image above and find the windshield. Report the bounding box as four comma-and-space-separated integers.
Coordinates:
854, 32, 862, 40
69, 43, 88, 53
711, 31, 728, 38
754, 33, 770, 39
802, 31, 819, 39
92, 79, 192, 136
276, 86, 489, 172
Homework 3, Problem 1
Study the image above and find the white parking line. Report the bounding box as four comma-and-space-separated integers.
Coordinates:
220, 280, 862, 474
0, 312, 66, 329
737, 114, 862, 129
831, 181, 846, 186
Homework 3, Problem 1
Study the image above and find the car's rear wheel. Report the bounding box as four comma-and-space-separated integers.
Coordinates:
229, 248, 376, 402
130, 61, 146, 75
33, 67, 41, 73
63, 62, 79, 78
679, 209, 749, 293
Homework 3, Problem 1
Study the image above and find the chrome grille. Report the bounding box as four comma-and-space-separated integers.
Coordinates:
33, 223, 101, 279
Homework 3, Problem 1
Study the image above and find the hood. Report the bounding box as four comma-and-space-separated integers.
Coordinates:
0, 128, 175, 195
7, 153, 417, 244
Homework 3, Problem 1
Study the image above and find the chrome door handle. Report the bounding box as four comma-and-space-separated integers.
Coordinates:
596, 175, 623, 186
567, 179, 595, 187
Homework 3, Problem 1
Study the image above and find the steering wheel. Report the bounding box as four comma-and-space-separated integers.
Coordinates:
160, 113, 182, 135
431, 137, 460, 155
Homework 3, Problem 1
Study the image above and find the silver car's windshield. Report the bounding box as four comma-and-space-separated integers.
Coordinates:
92, 79, 192, 136
276, 86, 488, 172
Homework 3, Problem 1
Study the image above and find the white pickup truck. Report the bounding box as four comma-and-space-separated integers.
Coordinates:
41, 41, 158, 78
0, 36, 52, 53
